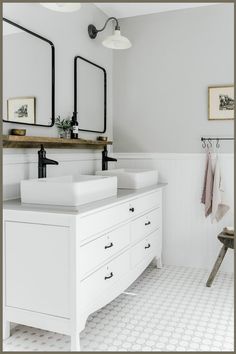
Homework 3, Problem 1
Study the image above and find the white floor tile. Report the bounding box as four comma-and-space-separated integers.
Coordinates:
3, 265, 234, 351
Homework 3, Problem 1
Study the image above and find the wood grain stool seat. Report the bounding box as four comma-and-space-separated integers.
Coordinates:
206, 230, 234, 287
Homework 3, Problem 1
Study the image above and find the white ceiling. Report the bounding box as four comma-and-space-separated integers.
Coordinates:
94, 3, 219, 19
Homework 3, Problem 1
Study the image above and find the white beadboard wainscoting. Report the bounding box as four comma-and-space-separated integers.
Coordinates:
3, 150, 234, 273
114, 153, 234, 273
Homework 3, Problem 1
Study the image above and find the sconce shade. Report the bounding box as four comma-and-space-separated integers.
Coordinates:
102, 30, 132, 50
40, 3, 81, 12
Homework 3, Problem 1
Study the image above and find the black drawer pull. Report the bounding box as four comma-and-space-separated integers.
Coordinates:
145, 221, 151, 226
145, 243, 151, 249
104, 242, 113, 249
129, 207, 135, 212
104, 272, 113, 280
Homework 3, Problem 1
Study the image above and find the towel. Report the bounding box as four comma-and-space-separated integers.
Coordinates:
201, 152, 214, 217
211, 156, 230, 222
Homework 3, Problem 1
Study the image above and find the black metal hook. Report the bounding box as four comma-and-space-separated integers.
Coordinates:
207, 138, 212, 149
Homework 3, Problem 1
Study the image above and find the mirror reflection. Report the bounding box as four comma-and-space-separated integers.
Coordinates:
74, 56, 106, 133
3, 19, 55, 127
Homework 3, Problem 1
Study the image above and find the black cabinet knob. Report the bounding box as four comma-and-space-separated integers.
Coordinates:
145, 221, 151, 226
129, 207, 135, 212
145, 243, 151, 249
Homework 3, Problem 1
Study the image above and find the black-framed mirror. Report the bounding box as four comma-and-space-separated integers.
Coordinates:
74, 56, 107, 133
3, 18, 55, 127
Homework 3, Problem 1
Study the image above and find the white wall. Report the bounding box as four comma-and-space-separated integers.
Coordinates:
115, 153, 234, 273
113, 4, 234, 153
3, 2, 113, 140
112, 4, 234, 272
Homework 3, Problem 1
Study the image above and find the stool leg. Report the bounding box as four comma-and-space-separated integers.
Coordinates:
206, 245, 228, 287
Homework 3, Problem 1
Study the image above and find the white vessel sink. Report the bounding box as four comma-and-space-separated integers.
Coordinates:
95, 169, 158, 189
20, 175, 117, 206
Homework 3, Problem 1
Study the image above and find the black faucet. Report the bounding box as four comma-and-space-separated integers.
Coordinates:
38, 145, 59, 178
102, 145, 117, 170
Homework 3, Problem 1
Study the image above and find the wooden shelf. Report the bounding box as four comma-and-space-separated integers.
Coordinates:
2, 135, 112, 149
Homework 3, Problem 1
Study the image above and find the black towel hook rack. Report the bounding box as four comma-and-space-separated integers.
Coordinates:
201, 137, 234, 149
201, 137, 234, 142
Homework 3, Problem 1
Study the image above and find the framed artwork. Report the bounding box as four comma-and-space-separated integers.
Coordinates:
7, 97, 36, 124
208, 85, 234, 120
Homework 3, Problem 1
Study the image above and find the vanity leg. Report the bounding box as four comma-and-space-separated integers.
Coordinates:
157, 257, 163, 269
71, 332, 81, 352
154, 256, 163, 269
3, 320, 10, 340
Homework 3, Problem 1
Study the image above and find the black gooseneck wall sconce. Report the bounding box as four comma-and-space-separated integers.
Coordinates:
88, 17, 131, 49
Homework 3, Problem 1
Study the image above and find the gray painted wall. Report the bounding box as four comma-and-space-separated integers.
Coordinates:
3, 3, 113, 140
113, 4, 234, 153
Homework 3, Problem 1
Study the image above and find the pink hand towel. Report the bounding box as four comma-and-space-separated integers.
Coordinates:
201, 152, 214, 217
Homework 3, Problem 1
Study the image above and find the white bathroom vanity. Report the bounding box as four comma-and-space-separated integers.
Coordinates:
3, 184, 165, 351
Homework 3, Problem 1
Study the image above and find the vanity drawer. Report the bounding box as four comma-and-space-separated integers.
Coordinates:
128, 190, 161, 217
80, 250, 130, 307
79, 202, 132, 241
131, 208, 161, 244
80, 224, 130, 278
130, 230, 159, 268
79, 190, 161, 241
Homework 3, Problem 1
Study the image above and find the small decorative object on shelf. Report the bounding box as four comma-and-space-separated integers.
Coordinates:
70, 112, 79, 139
97, 136, 108, 141
55, 115, 71, 138
10, 129, 26, 136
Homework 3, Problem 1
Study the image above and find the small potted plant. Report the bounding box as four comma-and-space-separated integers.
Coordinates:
55, 116, 71, 138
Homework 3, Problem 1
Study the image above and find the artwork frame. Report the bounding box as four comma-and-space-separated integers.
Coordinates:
7, 97, 36, 124
208, 85, 234, 120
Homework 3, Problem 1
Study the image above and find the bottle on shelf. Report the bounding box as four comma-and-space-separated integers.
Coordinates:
70, 112, 79, 139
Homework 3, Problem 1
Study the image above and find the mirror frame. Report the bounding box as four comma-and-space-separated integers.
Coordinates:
74, 56, 107, 133
3, 17, 55, 127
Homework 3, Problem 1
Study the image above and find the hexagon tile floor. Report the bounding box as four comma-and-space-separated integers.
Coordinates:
3, 265, 234, 352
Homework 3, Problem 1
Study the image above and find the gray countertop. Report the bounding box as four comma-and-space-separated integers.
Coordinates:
3, 183, 167, 216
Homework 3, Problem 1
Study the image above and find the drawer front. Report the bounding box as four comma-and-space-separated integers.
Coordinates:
80, 224, 130, 278
81, 251, 130, 307
131, 208, 161, 244
80, 202, 131, 241
79, 190, 161, 242
131, 230, 159, 268
128, 190, 161, 218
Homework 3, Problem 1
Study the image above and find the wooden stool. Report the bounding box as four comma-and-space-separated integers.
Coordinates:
206, 231, 234, 287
